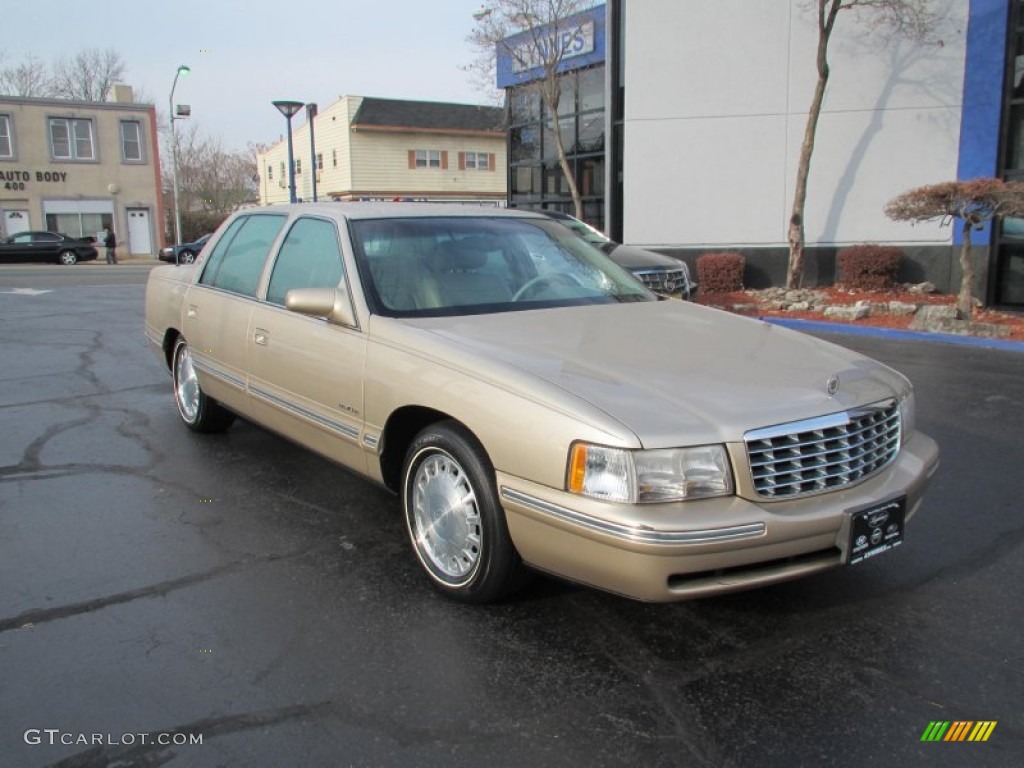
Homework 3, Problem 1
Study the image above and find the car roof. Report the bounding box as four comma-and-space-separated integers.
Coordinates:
248, 202, 547, 222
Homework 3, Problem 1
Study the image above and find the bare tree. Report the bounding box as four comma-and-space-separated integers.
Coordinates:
787, 0, 939, 288
161, 123, 257, 239
886, 179, 1024, 319
50, 48, 126, 101
468, 0, 599, 220
0, 54, 52, 97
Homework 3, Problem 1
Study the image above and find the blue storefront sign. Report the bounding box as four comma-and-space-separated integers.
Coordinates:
496, 5, 606, 89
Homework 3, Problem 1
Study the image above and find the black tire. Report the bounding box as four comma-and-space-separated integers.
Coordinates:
179, 250, 195, 264
58, 250, 78, 265
402, 421, 528, 603
171, 338, 236, 433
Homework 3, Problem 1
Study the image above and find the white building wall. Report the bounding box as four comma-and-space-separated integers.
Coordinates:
622, 0, 967, 249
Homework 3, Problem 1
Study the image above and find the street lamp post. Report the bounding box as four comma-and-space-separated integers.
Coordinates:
169, 64, 191, 249
306, 103, 318, 203
272, 100, 304, 204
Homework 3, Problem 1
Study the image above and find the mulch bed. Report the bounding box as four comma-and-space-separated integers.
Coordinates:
696, 287, 1024, 341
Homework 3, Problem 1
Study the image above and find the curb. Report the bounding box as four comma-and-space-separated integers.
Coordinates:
762, 316, 1024, 354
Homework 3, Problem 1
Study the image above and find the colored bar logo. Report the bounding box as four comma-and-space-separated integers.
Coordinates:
920, 721, 997, 742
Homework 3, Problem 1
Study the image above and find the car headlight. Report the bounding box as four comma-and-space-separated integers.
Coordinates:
898, 388, 916, 443
568, 443, 733, 503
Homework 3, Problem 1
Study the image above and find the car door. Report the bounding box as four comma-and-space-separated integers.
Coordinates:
0, 232, 36, 262
181, 213, 287, 416
248, 216, 368, 473
33, 232, 63, 262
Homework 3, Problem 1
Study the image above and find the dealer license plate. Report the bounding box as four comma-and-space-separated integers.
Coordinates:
847, 496, 906, 565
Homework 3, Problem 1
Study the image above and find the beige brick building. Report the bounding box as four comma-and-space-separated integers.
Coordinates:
0, 86, 163, 255
258, 96, 506, 206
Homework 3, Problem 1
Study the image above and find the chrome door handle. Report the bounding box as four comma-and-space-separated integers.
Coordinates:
254, 329, 268, 346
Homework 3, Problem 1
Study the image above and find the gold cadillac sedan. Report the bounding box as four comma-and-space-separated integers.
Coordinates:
144, 204, 939, 603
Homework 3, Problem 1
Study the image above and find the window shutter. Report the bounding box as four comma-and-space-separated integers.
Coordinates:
488, 153, 496, 172
458, 152, 466, 170
408, 150, 416, 169
441, 151, 449, 170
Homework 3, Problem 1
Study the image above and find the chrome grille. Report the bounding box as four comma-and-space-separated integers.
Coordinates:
632, 267, 688, 294
744, 401, 900, 499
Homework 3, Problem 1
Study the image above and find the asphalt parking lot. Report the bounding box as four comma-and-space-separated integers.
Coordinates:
1, 266, 1022, 767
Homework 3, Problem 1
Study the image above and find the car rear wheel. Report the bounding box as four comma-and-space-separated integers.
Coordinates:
58, 250, 78, 265
402, 421, 528, 603
179, 250, 195, 264
171, 338, 236, 433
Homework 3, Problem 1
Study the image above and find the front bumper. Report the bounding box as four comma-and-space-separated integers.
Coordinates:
498, 431, 939, 602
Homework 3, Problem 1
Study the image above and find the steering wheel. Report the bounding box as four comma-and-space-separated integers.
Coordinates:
512, 272, 583, 301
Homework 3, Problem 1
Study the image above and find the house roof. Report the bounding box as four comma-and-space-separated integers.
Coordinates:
350, 97, 504, 135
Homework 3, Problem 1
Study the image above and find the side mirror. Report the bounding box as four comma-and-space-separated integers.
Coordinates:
285, 287, 357, 327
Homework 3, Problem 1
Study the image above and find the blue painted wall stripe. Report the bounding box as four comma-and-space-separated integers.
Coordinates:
956, 0, 1010, 245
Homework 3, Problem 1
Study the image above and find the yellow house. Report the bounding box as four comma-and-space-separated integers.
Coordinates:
0, 86, 163, 255
258, 96, 506, 206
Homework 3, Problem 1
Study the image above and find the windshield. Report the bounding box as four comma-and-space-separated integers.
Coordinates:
350, 216, 654, 317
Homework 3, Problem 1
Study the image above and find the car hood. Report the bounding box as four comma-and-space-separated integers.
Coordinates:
601, 243, 682, 270
398, 301, 908, 448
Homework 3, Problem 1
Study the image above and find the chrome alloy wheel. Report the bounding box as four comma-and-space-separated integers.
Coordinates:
173, 343, 200, 424
409, 449, 483, 585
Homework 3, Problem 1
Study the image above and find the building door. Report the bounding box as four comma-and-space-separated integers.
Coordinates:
126, 208, 152, 255
3, 210, 30, 237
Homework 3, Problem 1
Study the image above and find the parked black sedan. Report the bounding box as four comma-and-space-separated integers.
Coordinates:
159, 233, 211, 264
0, 231, 98, 265
541, 211, 697, 298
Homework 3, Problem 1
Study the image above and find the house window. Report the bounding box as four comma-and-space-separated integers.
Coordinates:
332, 148, 337, 167
296, 157, 302, 175
0, 115, 12, 158
49, 118, 94, 160
267, 163, 273, 180
280, 161, 285, 179
316, 153, 323, 170
465, 152, 490, 170
415, 149, 441, 168
120, 120, 143, 162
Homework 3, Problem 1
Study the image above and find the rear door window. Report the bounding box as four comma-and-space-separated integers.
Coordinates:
199, 214, 286, 297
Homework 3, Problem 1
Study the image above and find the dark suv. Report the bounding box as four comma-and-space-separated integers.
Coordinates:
540, 211, 697, 298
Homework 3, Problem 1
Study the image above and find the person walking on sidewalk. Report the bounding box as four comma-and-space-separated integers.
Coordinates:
103, 225, 118, 264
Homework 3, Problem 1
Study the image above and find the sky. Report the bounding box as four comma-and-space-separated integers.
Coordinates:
4, 0, 500, 150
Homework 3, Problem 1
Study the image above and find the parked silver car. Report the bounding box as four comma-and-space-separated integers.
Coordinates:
145, 203, 938, 604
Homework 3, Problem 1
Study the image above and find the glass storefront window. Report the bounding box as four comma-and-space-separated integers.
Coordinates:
579, 67, 604, 112
1008, 104, 1024, 171
545, 164, 571, 196
511, 125, 541, 163
577, 112, 605, 154
578, 157, 605, 197
510, 89, 541, 125
557, 75, 576, 117
543, 117, 576, 163
511, 165, 541, 196
996, 246, 1024, 304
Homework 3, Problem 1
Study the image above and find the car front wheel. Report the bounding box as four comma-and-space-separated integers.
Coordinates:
58, 250, 78, 265
402, 422, 528, 603
179, 250, 195, 264
171, 338, 236, 433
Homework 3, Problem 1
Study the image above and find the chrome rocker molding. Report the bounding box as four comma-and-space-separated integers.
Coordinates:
500, 487, 766, 545
191, 355, 246, 391
249, 384, 360, 441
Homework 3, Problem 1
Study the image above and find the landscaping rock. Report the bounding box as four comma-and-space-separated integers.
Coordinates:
909, 304, 960, 330
788, 301, 811, 312
824, 305, 870, 321
906, 281, 937, 294
888, 301, 919, 316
